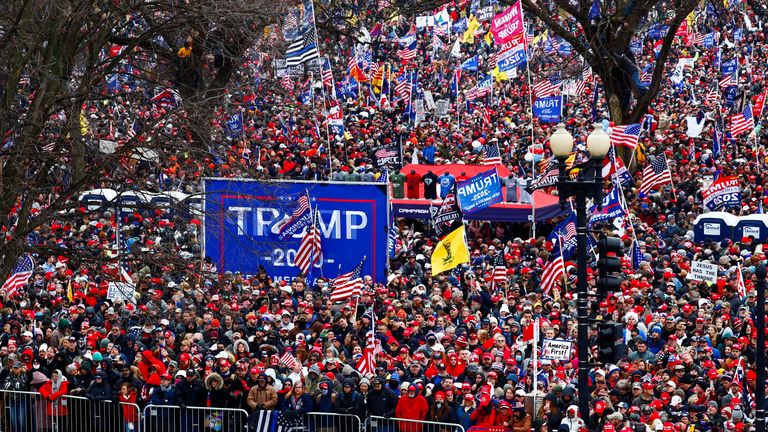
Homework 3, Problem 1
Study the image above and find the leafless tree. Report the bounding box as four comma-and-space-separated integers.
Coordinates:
0, 0, 290, 282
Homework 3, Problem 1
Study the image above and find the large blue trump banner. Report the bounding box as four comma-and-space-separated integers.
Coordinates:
456, 168, 503, 213
204, 179, 389, 284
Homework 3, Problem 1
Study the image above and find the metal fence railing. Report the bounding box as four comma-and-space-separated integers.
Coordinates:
0, 390, 140, 432
142, 404, 249, 432
366, 415, 466, 432
304, 411, 363, 432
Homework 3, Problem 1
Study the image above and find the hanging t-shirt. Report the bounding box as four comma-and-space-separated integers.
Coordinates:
405, 172, 422, 199
422, 172, 439, 199
390, 172, 406, 198
438, 173, 456, 198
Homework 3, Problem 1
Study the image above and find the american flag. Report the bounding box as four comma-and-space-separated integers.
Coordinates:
575, 68, 593, 96
491, 254, 507, 289
1, 256, 34, 298
483, 142, 502, 165
279, 351, 300, 370
250, 410, 301, 432
277, 194, 310, 235
356, 329, 377, 377
280, 76, 294, 91
719, 74, 737, 88
705, 86, 719, 105
434, 26, 447, 37
284, 1, 320, 67
397, 41, 418, 61
533, 74, 562, 98
330, 257, 366, 302
321, 57, 334, 87
395, 73, 412, 100
487, 51, 499, 69
730, 103, 754, 136
540, 255, 565, 296
735, 264, 747, 299
432, 33, 446, 51
638, 155, 672, 195
294, 208, 321, 275
639, 65, 652, 85
692, 33, 705, 45
610, 123, 642, 149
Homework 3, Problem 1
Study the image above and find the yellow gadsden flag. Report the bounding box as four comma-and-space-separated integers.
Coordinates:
431, 225, 470, 275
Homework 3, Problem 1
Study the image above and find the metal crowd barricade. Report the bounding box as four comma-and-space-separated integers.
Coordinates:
366, 415, 465, 432
0, 389, 47, 432
304, 412, 363, 432
59, 395, 142, 432
142, 404, 249, 432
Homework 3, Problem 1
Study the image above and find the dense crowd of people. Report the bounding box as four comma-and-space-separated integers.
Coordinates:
3, 0, 768, 432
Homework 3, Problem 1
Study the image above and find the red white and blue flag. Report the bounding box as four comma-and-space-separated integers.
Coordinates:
1, 256, 34, 299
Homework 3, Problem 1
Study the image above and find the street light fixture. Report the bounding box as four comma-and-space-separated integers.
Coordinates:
549, 122, 610, 421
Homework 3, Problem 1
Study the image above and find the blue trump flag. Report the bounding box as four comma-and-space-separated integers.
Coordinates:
460, 56, 478, 72
721, 58, 737, 76
497, 45, 527, 72
226, 113, 244, 138
548, 212, 577, 245
533, 96, 562, 123
456, 168, 503, 213
589, 186, 626, 225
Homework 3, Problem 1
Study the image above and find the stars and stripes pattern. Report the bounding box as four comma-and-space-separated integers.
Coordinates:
285, 27, 320, 67
533, 74, 562, 98
719, 73, 737, 88
294, 208, 321, 275
321, 58, 334, 87
736, 263, 747, 300
610, 123, 642, 149
276, 194, 311, 238
330, 257, 366, 302
491, 254, 507, 288
730, 104, 754, 136
395, 73, 412, 100
0, 256, 34, 298
483, 142, 502, 165
540, 255, 565, 296
705, 86, 719, 105
280, 76, 294, 91
638, 155, 672, 195
279, 351, 300, 370
250, 410, 298, 432
397, 41, 417, 61
285, 0, 320, 67
356, 329, 377, 377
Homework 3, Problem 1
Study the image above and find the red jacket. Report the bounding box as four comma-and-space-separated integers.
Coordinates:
395, 394, 429, 432
470, 401, 496, 427
39, 379, 69, 416
119, 390, 139, 423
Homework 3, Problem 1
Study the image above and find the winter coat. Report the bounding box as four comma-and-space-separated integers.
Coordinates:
395, 394, 429, 432
456, 405, 475, 431
150, 384, 175, 406
281, 392, 314, 420
119, 390, 140, 423
204, 373, 228, 408
470, 401, 497, 427
174, 378, 206, 407
86, 373, 113, 402
247, 382, 278, 410
367, 387, 398, 417
512, 412, 532, 432
335, 389, 365, 418
39, 371, 69, 416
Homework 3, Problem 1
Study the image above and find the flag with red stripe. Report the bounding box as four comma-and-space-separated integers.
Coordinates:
294, 208, 322, 275
330, 257, 366, 302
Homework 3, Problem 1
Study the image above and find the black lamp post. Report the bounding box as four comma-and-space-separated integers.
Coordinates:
755, 263, 767, 431
550, 123, 611, 421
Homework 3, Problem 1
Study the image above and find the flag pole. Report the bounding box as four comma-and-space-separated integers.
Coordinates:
523, 17, 537, 240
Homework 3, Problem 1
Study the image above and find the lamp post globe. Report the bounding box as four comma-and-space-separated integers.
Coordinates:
550, 123, 574, 159
586, 123, 610, 159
